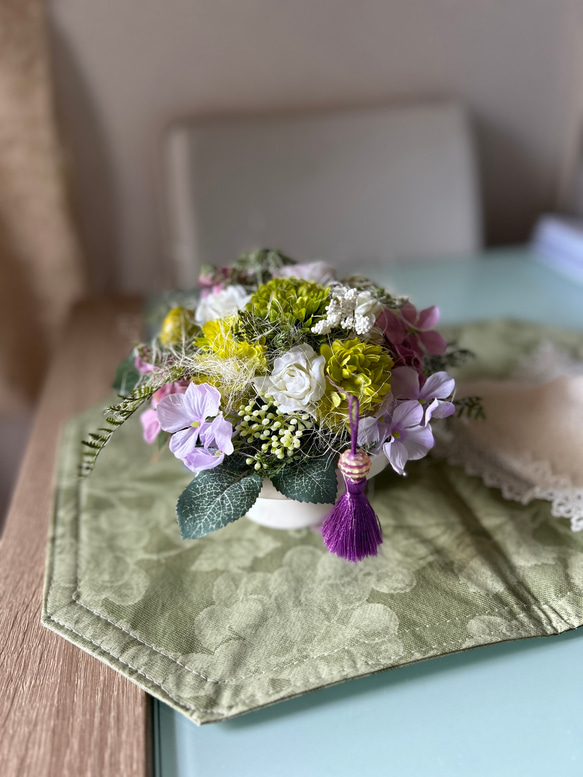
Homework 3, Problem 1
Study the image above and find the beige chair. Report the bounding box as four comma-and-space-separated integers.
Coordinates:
163, 102, 482, 287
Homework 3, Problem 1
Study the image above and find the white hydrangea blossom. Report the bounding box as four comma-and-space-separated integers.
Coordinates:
311, 286, 384, 337
195, 284, 251, 325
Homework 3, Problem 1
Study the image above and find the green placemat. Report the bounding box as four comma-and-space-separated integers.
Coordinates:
42, 320, 583, 725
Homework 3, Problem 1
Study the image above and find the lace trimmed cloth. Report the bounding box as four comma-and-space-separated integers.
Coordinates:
436, 339, 583, 531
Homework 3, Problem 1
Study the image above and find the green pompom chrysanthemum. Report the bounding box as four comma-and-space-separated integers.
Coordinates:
318, 337, 393, 424
236, 278, 330, 347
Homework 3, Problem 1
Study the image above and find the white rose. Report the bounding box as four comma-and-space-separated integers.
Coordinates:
353, 290, 383, 320
253, 344, 326, 414
276, 261, 337, 286
195, 285, 251, 324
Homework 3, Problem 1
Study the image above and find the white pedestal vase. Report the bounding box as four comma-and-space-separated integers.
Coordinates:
246, 454, 388, 530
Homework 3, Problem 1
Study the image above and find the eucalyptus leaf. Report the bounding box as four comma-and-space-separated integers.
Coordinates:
271, 456, 338, 504
176, 459, 263, 539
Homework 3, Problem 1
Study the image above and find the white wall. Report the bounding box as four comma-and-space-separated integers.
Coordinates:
47, 0, 583, 293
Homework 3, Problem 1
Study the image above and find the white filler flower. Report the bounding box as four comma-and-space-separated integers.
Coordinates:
312, 287, 383, 337
195, 285, 251, 325
253, 344, 326, 414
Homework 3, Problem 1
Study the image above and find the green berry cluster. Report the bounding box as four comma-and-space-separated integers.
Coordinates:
237, 400, 314, 472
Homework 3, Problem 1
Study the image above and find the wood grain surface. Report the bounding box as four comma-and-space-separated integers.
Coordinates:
0, 298, 151, 777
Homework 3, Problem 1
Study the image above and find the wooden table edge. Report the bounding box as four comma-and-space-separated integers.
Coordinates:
0, 297, 152, 777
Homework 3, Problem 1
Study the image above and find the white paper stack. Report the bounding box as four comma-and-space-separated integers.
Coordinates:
531, 214, 583, 284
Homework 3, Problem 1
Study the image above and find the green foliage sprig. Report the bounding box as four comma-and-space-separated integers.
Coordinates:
424, 343, 475, 375
200, 248, 295, 293
454, 395, 486, 421
80, 364, 187, 476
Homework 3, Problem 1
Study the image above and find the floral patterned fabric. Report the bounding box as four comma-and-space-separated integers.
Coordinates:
42, 320, 583, 725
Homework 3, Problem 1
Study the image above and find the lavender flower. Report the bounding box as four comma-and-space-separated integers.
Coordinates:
356, 394, 394, 454
157, 383, 234, 473
140, 381, 190, 444
382, 400, 434, 476
377, 302, 448, 368
391, 366, 455, 421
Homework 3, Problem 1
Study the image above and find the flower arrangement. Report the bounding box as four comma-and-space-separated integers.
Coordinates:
83, 249, 477, 562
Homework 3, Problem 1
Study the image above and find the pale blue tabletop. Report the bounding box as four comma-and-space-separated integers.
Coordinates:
154, 248, 583, 777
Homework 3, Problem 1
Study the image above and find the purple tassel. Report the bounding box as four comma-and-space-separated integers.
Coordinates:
321, 395, 383, 562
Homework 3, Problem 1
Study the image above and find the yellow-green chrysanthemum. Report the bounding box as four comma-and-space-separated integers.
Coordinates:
190, 317, 267, 404
318, 338, 393, 424
196, 317, 267, 370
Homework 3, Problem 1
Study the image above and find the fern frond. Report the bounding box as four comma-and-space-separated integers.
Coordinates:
454, 396, 486, 421
79, 364, 187, 477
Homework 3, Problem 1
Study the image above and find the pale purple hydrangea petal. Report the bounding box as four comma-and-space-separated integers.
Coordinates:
157, 382, 234, 470
151, 380, 189, 409
169, 426, 204, 458
392, 399, 424, 429
356, 394, 394, 451
392, 339, 425, 372
156, 381, 234, 470
203, 414, 234, 455
157, 393, 193, 433
400, 303, 440, 331
390, 366, 420, 400
425, 399, 455, 422
376, 308, 407, 344
391, 368, 455, 425
140, 408, 161, 444
357, 416, 383, 447
380, 301, 447, 359
420, 371, 455, 400
399, 302, 418, 326
383, 439, 409, 476
182, 448, 225, 473
418, 329, 448, 356
381, 397, 436, 475
417, 305, 440, 330
402, 424, 434, 460
182, 382, 221, 421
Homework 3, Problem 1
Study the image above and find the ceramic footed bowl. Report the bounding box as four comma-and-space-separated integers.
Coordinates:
246, 454, 389, 530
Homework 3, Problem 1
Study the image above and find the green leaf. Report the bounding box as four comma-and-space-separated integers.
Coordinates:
270, 456, 338, 504
176, 459, 263, 539
112, 352, 140, 396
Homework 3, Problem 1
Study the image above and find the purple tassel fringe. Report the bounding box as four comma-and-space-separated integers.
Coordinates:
321, 478, 383, 562
321, 393, 383, 562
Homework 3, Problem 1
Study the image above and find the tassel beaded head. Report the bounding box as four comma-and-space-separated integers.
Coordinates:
338, 448, 372, 480
321, 395, 383, 562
